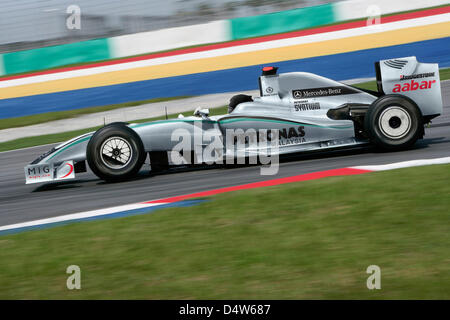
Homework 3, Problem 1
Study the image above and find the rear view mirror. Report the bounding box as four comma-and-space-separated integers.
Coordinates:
193, 108, 210, 118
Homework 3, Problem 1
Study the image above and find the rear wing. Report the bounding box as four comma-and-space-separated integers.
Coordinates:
375, 56, 443, 118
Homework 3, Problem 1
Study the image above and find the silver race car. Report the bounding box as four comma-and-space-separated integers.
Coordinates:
25, 56, 443, 184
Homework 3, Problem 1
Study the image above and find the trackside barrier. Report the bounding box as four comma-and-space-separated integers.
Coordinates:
0, 0, 447, 76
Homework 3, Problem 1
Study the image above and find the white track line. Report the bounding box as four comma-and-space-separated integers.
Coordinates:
351, 156, 450, 171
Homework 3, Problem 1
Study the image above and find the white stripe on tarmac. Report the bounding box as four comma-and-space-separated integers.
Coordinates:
0, 202, 164, 232
0, 13, 448, 89
351, 156, 450, 171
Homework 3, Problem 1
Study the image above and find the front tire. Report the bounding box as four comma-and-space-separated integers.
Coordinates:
87, 123, 146, 181
364, 95, 423, 150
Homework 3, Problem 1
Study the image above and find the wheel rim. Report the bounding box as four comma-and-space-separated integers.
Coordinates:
378, 106, 412, 139
100, 136, 133, 169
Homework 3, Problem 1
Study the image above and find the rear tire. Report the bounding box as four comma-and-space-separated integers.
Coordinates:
87, 123, 146, 181
364, 94, 423, 150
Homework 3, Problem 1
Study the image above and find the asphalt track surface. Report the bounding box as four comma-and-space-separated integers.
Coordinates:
1, 81, 449, 227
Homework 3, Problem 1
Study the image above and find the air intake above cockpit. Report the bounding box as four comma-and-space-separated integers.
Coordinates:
262, 66, 278, 76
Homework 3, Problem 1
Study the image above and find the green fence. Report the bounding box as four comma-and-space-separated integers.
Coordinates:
230, 4, 336, 40
1, 38, 111, 75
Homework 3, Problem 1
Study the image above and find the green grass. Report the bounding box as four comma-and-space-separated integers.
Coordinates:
0, 96, 191, 130
0, 164, 449, 299
438, 67, 450, 81
0, 106, 229, 152
353, 80, 377, 91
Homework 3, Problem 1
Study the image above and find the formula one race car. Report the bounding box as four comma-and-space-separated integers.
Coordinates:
25, 56, 443, 184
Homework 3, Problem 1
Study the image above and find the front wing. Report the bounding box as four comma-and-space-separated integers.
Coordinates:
25, 160, 76, 184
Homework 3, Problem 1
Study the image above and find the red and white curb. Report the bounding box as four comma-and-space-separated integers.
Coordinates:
1, 156, 449, 234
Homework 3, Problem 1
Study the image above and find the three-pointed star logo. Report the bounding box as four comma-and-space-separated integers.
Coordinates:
293, 90, 302, 99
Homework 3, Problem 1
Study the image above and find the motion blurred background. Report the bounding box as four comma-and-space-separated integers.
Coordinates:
0, 0, 337, 52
